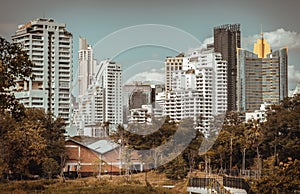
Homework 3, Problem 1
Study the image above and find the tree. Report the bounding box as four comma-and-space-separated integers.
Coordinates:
164, 155, 188, 180
0, 108, 66, 179
24, 109, 66, 177
3, 125, 46, 178
42, 158, 60, 179
0, 36, 34, 118
253, 159, 300, 193
262, 94, 300, 162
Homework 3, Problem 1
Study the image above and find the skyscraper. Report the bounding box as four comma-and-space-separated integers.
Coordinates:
75, 59, 123, 136
165, 47, 227, 132
12, 18, 73, 126
165, 53, 184, 93
214, 24, 241, 111
78, 37, 97, 103
236, 34, 288, 112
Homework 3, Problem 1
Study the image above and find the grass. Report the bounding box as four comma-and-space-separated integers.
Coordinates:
0, 171, 188, 193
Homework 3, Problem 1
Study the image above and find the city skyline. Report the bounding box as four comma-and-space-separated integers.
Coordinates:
1, 0, 300, 91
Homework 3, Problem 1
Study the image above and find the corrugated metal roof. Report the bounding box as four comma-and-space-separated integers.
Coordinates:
87, 139, 119, 154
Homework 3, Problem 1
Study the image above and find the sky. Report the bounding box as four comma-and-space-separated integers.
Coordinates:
1, 0, 300, 91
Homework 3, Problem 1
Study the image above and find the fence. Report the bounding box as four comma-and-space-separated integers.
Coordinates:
223, 176, 253, 194
188, 178, 229, 194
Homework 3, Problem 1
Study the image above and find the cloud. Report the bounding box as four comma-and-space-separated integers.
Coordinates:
195, 37, 213, 50
243, 28, 300, 50
288, 64, 300, 88
202, 37, 213, 47
125, 71, 165, 84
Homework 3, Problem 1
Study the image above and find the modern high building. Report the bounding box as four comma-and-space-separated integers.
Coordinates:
123, 83, 162, 124
214, 24, 241, 111
165, 47, 227, 132
12, 18, 73, 126
78, 37, 97, 103
75, 59, 123, 136
165, 53, 184, 93
237, 33, 288, 112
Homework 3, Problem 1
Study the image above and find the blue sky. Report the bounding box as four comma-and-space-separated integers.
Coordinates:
1, 0, 300, 90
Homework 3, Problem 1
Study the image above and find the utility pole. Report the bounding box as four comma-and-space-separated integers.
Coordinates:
110, 161, 112, 180
230, 138, 232, 176
242, 148, 246, 171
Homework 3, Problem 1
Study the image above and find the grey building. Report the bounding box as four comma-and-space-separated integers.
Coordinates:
237, 34, 288, 111
214, 24, 241, 111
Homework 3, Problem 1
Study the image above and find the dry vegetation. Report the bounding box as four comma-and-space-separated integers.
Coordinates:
0, 171, 188, 194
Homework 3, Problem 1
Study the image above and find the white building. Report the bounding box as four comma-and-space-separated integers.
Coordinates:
165, 47, 227, 132
78, 37, 97, 103
245, 103, 269, 123
154, 91, 165, 118
128, 105, 152, 124
12, 18, 73, 126
76, 60, 123, 136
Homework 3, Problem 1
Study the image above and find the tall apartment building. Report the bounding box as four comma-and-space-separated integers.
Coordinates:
237, 34, 288, 112
165, 53, 184, 93
165, 48, 227, 131
12, 18, 73, 126
78, 37, 97, 103
214, 24, 241, 111
76, 59, 123, 136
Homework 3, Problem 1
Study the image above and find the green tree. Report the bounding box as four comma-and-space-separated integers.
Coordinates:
164, 155, 188, 180
24, 109, 66, 177
42, 158, 60, 179
262, 94, 300, 162
0, 36, 34, 118
253, 159, 300, 193
3, 125, 46, 178
0, 108, 66, 179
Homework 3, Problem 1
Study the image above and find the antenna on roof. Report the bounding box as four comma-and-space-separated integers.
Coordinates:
260, 24, 263, 39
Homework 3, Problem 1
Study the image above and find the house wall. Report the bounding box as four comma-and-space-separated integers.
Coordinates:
64, 140, 121, 176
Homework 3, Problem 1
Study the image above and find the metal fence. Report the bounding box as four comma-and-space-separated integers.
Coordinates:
188, 178, 229, 194
223, 176, 253, 194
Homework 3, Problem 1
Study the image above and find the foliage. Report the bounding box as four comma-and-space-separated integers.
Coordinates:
261, 94, 300, 162
252, 159, 300, 193
111, 117, 203, 180
164, 155, 188, 180
0, 36, 34, 118
42, 158, 60, 179
207, 95, 300, 191
0, 109, 66, 179
3, 124, 46, 176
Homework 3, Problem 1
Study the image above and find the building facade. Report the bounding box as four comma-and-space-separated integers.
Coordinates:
78, 37, 97, 103
64, 138, 143, 177
237, 34, 288, 112
165, 53, 184, 93
75, 60, 123, 136
165, 48, 227, 132
12, 18, 73, 126
214, 24, 241, 111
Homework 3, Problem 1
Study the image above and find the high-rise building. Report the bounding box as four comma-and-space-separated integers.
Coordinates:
165, 53, 184, 93
75, 59, 123, 136
214, 24, 241, 111
237, 34, 288, 112
165, 47, 227, 132
12, 18, 73, 126
78, 37, 97, 103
